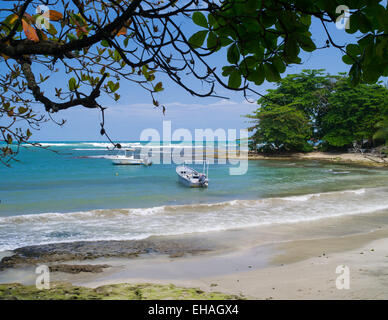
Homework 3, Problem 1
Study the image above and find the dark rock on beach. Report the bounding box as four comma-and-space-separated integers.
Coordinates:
0, 237, 214, 270
48, 264, 110, 274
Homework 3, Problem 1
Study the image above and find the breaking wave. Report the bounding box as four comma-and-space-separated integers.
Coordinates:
1, 187, 387, 251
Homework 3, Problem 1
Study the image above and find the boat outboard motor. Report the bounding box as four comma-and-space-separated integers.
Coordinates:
199, 174, 208, 186
143, 156, 152, 166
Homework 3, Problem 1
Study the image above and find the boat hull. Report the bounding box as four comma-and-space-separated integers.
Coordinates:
112, 159, 143, 165
176, 166, 208, 188
112, 157, 152, 166
178, 175, 207, 187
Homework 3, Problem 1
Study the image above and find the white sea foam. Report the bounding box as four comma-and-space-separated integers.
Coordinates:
1, 187, 386, 251
25, 142, 232, 150
37, 143, 82, 147
130, 206, 166, 216
73, 148, 109, 151
281, 194, 316, 202
79, 155, 118, 159
281, 188, 366, 202
351, 188, 366, 194
0, 188, 377, 224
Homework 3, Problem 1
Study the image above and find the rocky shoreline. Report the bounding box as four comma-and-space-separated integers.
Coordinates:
0, 237, 217, 273
246, 151, 388, 167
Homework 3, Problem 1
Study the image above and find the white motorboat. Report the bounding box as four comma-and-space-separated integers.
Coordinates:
111, 148, 152, 166
176, 161, 208, 188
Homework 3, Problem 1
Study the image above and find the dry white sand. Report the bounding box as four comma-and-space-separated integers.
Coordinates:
194, 236, 388, 299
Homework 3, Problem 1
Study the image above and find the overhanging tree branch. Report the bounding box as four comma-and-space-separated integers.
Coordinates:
21, 59, 107, 112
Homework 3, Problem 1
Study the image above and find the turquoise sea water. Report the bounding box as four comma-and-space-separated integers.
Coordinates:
1, 141, 388, 251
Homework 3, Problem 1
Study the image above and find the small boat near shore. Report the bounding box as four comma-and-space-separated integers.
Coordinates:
176, 161, 209, 188
111, 148, 152, 166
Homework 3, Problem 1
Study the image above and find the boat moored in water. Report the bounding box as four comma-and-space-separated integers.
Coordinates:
176, 161, 209, 188
111, 148, 152, 166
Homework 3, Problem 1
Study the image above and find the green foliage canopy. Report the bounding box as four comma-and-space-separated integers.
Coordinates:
321, 78, 388, 147
191, 0, 388, 89
247, 70, 388, 152
247, 103, 312, 152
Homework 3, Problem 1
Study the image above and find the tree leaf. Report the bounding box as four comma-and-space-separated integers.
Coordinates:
124, 36, 130, 47
228, 69, 241, 88
247, 65, 265, 85
220, 37, 233, 47
227, 43, 239, 64
22, 19, 39, 42
189, 30, 208, 49
188, 30, 208, 49
241, 56, 257, 68
76, 25, 88, 37
247, 0, 260, 11
154, 82, 164, 92
264, 63, 281, 82
116, 27, 127, 36
207, 31, 218, 50
101, 40, 109, 47
271, 56, 286, 73
346, 44, 361, 56
192, 12, 208, 28
18, 107, 28, 114
43, 10, 63, 21
68, 77, 76, 91
5, 14, 18, 27
67, 33, 77, 42
222, 65, 235, 77
108, 81, 120, 92
297, 34, 316, 52
47, 23, 57, 36
349, 63, 361, 86
342, 55, 354, 65
284, 37, 299, 62
346, 13, 359, 34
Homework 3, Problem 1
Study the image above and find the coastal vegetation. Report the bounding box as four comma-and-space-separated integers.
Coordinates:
0, 282, 242, 300
246, 70, 388, 153
0, 1, 387, 164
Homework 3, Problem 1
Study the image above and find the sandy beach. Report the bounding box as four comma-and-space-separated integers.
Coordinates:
244, 151, 388, 167
77, 214, 388, 300
80, 235, 388, 300
2, 206, 388, 299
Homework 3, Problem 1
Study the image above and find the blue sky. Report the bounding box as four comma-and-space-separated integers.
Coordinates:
1, 2, 386, 141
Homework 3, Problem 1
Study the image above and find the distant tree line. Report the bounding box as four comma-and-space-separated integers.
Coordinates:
246, 69, 388, 153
